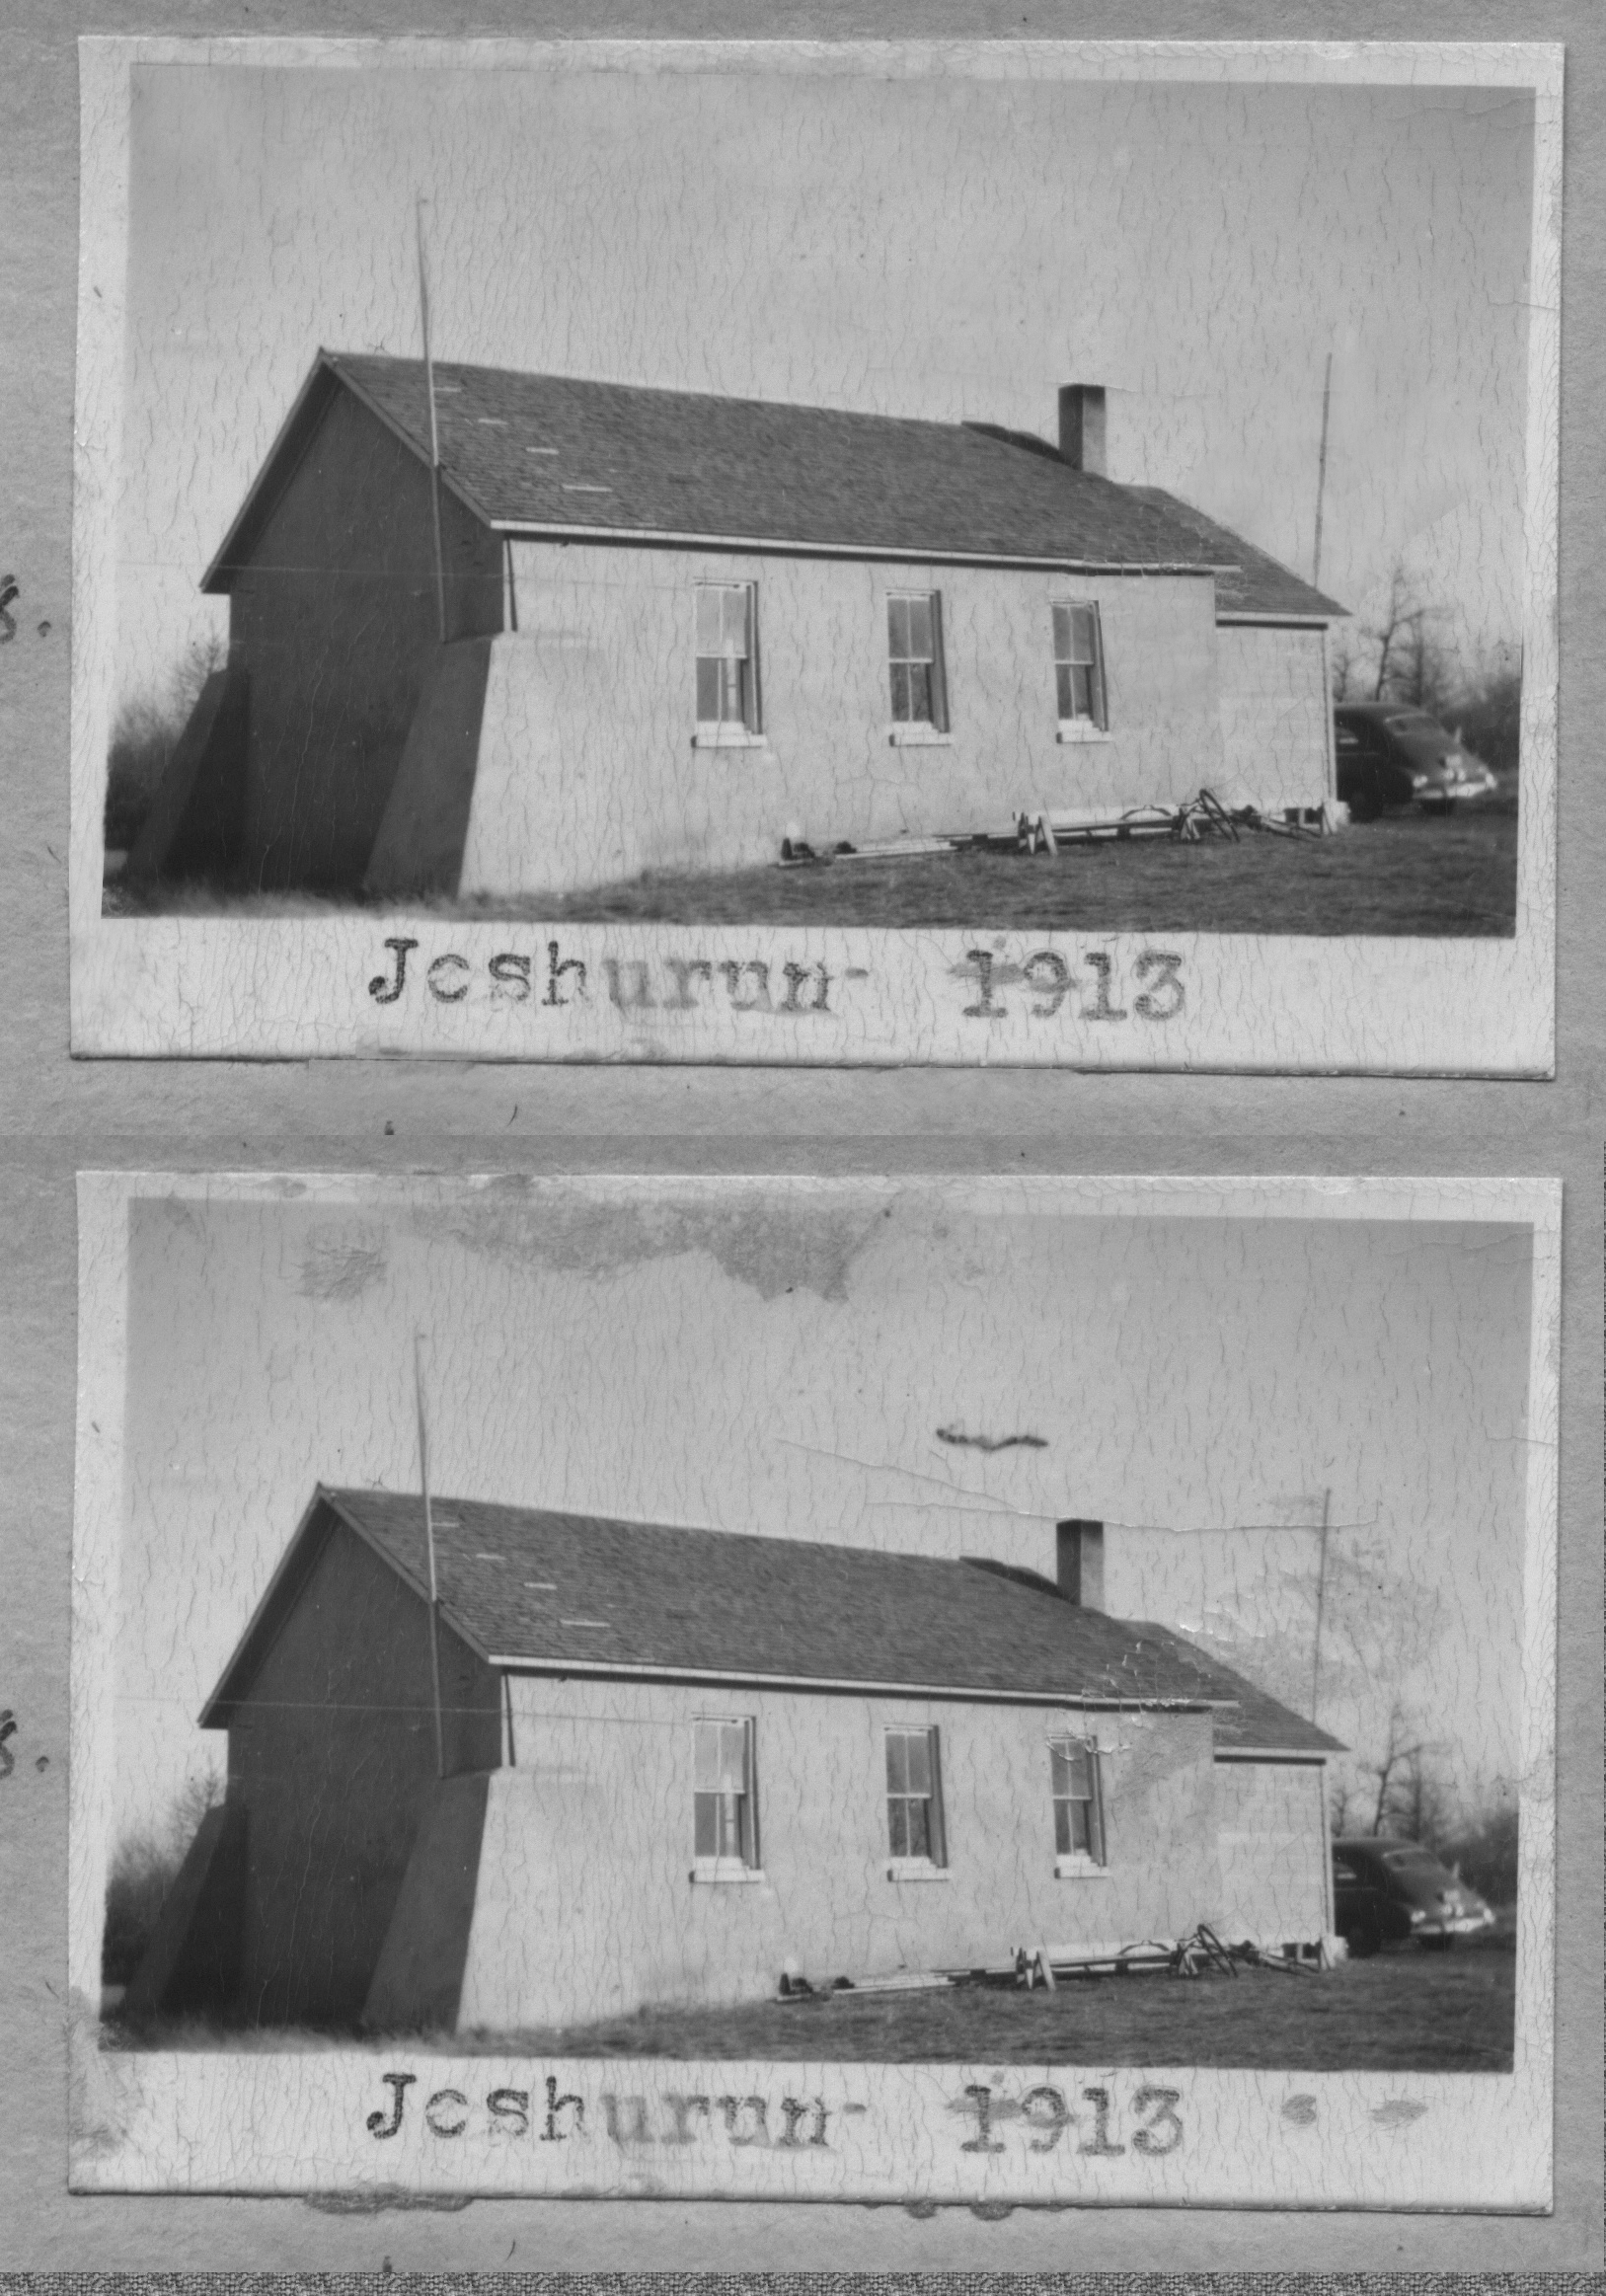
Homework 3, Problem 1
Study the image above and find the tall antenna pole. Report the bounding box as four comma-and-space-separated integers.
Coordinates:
416, 197, 448, 647
415, 1333, 446, 1781
1310, 1486, 1332, 1723
1312, 349, 1334, 590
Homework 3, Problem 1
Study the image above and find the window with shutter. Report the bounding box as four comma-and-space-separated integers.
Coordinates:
1051, 600, 1109, 735
694, 583, 761, 741
886, 591, 950, 735
693, 1716, 759, 1874
885, 1724, 947, 1867
1049, 1733, 1109, 1873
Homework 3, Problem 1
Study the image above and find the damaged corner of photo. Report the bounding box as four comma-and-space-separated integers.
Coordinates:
69, 36, 1560, 1070
68, 1170, 1560, 2207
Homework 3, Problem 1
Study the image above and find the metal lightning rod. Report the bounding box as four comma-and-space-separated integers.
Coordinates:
1309, 1486, 1332, 1724
1313, 349, 1334, 590
415, 1332, 446, 1780
416, 198, 448, 646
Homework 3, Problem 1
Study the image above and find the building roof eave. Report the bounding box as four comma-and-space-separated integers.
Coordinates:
495, 520, 1230, 575
327, 351, 500, 531
200, 353, 344, 593
1216, 610, 1340, 630
198, 1483, 495, 1724
1213, 1742, 1339, 1763
198, 1484, 1342, 1757
318, 1485, 497, 1666
198, 1483, 337, 1724
490, 1651, 1229, 1708
199, 349, 497, 593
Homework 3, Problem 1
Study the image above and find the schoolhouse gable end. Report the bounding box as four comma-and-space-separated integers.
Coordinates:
128, 1488, 1342, 2035
125, 351, 1345, 900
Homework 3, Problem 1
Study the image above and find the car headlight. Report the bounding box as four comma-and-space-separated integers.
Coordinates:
1410, 773, 1430, 790
1409, 1907, 1427, 1924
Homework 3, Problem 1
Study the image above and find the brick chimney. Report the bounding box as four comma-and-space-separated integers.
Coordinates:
1057, 385, 1107, 478
1056, 1518, 1105, 1608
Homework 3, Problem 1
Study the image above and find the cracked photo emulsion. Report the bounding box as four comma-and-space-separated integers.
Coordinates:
70, 1172, 1559, 2207
71, 38, 1560, 1069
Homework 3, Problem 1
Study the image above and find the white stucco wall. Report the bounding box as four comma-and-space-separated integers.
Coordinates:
451, 1676, 1222, 2030
1215, 622, 1333, 814
1212, 1758, 1331, 1946
456, 545, 1227, 894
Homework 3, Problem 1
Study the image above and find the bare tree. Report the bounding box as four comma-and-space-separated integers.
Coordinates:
1363, 560, 1450, 705
1359, 1696, 1450, 1838
168, 1762, 226, 1848
1163, 1503, 1465, 1843
1399, 1743, 1456, 1849
171, 627, 228, 710
1216, 1522, 1460, 1840
103, 1760, 226, 1986
1335, 560, 1520, 774
1328, 624, 1361, 704
1326, 1773, 1355, 1836
1400, 609, 1452, 716
105, 623, 231, 852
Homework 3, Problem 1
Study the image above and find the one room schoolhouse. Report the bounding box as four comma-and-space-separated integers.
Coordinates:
126, 353, 1345, 898
125, 1490, 1341, 2034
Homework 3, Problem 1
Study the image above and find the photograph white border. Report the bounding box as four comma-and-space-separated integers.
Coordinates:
68, 38, 1561, 1073
69, 1169, 1560, 2208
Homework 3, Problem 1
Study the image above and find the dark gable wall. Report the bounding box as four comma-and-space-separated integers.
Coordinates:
228, 385, 503, 891
224, 1510, 501, 2027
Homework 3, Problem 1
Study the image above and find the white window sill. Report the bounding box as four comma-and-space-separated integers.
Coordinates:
689, 1863, 767, 1886
1054, 1856, 1112, 1880
885, 727, 954, 748
1056, 722, 1112, 744
885, 1860, 951, 1883
692, 727, 767, 751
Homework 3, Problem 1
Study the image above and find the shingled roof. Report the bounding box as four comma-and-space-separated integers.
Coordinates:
203, 1487, 1340, 1756
201, 350, 1341, 616
1125, 486, 1346, 621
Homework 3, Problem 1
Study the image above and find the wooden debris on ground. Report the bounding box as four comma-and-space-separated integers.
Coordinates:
777, 1923, 1328, 2002
777, 791, 1333, 867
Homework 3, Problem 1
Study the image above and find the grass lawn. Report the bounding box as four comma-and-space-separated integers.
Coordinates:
106, 804, 1518, 939
532, 805, 1519, 939
111, 1939, 1514, 2073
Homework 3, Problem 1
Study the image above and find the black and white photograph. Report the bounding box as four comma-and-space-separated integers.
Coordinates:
1, 3, 1602, 2272
69, 38, 1561, 1068
70, 1171, 1558, 2207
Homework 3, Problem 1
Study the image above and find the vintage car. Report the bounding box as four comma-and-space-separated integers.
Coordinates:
1334, 702, 1499, 820
1332, 1835, 1496, 1956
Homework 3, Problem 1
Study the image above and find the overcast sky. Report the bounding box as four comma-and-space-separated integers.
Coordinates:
113, 59, 1534, 713
113, 1182, 1533, 1848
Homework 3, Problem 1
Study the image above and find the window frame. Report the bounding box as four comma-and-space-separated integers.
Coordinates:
884, 1722, 949, 1876
1050, 598, 1109, 741
1049, 1731, 1109, 1877
691, 1714, 762, 1882
693, 580, 764, 748
884, 589, 952, 744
